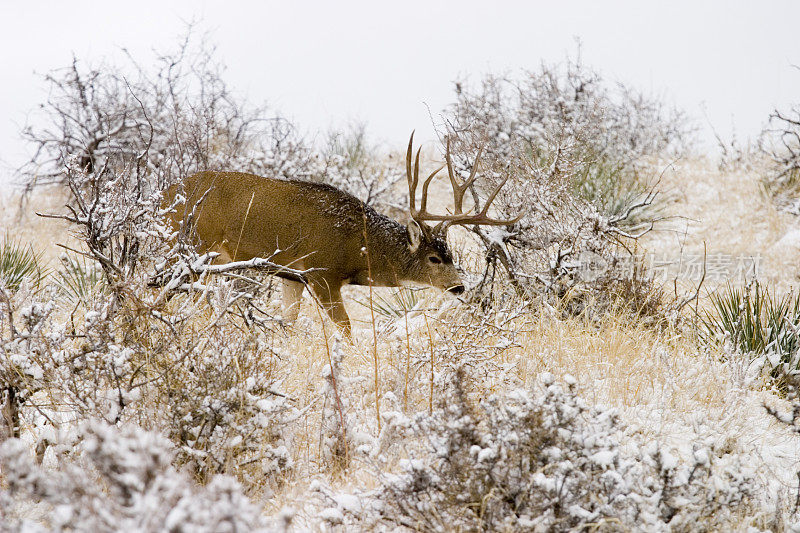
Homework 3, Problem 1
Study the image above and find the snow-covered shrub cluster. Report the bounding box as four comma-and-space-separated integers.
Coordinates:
0, 420, 274, 532
438, 56, 690, 321
152, 312, 298, 485
359, 371, 762, 532
444, 54, 689, 212
443, 144, 664, 321
444, 56, 688, 184
0, 252, 298, 489
19, 31, 316, 194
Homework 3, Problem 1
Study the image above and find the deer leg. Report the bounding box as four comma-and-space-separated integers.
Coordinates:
211, 242, 234, 263
281, 279, 305, 321
309, 280, 351, 336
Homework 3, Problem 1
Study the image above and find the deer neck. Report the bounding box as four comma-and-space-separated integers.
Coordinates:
356, 213, 416, 287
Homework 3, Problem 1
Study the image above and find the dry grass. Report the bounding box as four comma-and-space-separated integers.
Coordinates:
643, 157, 799, 291
0, 187, 76, 268
4, 157, 800, 528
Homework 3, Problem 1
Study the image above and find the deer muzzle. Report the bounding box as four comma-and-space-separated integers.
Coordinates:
447, 284, 466, 295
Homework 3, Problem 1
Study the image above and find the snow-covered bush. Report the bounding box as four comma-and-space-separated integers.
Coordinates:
364, 371, 759, 531
442, 141, 664, 322
444, 55, 689, 216
439, 57, 689, 321
19, 29, 315, 194
0, 256, 298, 488
154, 312, 298, 485
0, 420, 271, 532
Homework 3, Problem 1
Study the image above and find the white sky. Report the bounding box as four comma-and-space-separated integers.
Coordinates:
1, 0, 799, 181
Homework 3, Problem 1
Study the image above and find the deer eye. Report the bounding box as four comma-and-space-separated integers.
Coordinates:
428, 256, 442, 264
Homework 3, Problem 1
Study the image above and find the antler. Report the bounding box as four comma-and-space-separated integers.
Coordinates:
405, 132, 523, 232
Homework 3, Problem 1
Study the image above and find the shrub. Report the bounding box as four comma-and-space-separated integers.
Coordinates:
19, 29, 315, 195
439, 56, 690, 321
0, 420, 272, 532
1, 252, 297, 487
154, 311, 298, 485
444, 55, 690, 219
363, 371, 759, 531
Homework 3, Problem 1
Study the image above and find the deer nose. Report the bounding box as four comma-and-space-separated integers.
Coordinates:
447, 284, 465, 295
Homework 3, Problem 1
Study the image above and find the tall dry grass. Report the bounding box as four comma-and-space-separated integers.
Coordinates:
3, 156, 800, 529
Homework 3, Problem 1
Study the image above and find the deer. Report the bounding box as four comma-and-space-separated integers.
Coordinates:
167, 133, 521, 335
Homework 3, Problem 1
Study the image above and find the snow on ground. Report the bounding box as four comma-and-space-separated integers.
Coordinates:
3, 158, 800, 530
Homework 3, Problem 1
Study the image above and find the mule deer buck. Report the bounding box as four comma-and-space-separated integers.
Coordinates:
169, 133, 521, 334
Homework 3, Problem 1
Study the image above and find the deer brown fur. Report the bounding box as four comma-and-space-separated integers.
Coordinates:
166, 134, 520, 335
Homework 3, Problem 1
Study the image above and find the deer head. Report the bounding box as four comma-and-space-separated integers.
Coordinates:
402, 132, 522, 294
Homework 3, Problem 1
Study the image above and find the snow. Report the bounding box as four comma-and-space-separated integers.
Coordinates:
318, 508, 344, 524
772, 229, 800, 252
333, 494, 362, 514
589, 449, 617, 468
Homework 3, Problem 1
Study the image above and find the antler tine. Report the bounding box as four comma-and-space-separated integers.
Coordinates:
419, 165, 444, 215
439, 140, 519, 231
445, 138, 464, 215
463, 145, 483, 192
444, 138, 483, 216
407, 132, 445, 221
406, 131, 523, 230
406, 132, 417, 213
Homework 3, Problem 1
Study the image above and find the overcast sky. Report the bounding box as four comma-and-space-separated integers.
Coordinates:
1, 1, 798, 181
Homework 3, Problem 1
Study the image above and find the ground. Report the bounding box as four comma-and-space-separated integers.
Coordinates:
3, 157, 800, 530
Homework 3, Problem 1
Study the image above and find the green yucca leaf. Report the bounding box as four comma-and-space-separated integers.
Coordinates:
54, 254, 106, 306
355, 287, 422, 319
0, 235, 47, 292
700, 281, 800, 379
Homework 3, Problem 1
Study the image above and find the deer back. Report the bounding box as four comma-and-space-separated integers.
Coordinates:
169, 171, 415, 286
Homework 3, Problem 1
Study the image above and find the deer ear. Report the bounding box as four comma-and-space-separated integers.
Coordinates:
407, 220, 422, 253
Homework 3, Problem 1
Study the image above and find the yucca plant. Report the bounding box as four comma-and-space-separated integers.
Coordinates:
0, 235, 46, 292
355, 287, 422, 319
54, 253, 107, 307
700, 281, 800, 379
